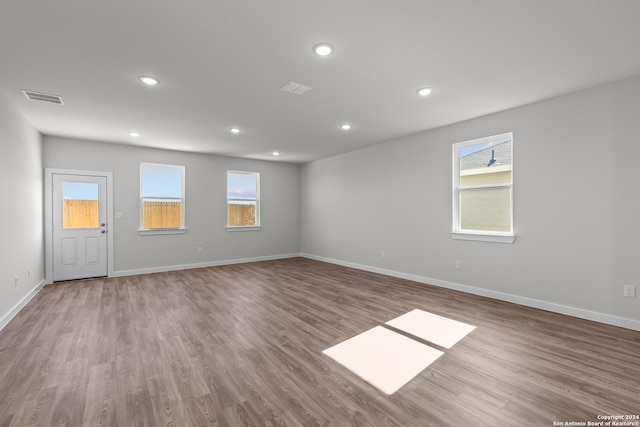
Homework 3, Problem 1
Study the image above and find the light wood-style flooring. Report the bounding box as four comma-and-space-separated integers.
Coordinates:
1, 258, 639, 426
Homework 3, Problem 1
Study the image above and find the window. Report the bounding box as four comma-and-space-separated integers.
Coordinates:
452, 133, 514, 243
140, 163, 185, 233
227, 171, 260, 230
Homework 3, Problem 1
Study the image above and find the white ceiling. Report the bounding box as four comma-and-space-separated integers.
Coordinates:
1, 1, 640, 164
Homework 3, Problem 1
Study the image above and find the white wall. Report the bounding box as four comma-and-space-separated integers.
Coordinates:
43, 137, 301, 274
301, 74, 640, 329
0, 91, 44, 329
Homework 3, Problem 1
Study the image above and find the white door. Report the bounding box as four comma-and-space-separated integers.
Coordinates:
52, 174, 108, 281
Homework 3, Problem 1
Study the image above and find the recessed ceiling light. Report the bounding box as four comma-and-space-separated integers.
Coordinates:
313, 43, 334, 56
230, 127, 241, 134
129, 131, 140, 137
138, 75, 159, 86
417, 87, 434, 97
340, 123, 352, 131
272, 151, 280, 156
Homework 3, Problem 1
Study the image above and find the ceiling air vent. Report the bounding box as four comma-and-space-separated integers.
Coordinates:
280, 81, 312, 96
22, 90, 64, 105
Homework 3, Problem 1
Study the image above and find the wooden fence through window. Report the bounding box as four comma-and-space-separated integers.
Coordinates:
63, 199, 182, 229
228, 204, 256, 226
64, 200, 256, 229
142, 201, 181, 229
63, 199, 99, 228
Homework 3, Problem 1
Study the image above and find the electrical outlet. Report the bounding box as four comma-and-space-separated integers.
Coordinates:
455, 260, 462, 270
380, 251, 385, 258
623, 285, 636, 298
197, 246, 203, 254
115, 211, 124, 219
14, 277, 19, 287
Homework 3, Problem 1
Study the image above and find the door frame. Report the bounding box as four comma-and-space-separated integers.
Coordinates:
45, 168, 114, 284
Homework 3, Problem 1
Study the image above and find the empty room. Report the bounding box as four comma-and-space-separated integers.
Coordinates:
1, 1, 639, 426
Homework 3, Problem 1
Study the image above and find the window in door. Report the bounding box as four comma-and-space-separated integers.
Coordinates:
62, 181, 99, 228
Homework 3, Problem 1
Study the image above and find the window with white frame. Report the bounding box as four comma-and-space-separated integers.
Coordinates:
140, 163, 185, 232
452, 133, 513, 242
227, 171, 260, 229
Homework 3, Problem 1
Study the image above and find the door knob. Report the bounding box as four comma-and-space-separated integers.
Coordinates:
101, 223, 106, 226
101, 230, 106, 234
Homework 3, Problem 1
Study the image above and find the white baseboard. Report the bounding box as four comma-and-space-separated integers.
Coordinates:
111, 253, 301, 277
301, 253, 640, 332
0, 279, 45, 332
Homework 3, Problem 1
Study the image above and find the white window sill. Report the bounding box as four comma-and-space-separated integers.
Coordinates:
226, 226, 261, 232
139, 228, 187, 236
451, 231, 515, 244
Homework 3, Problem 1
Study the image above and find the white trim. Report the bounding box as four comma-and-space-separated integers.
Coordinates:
300, 253, 640, 332
0, 280, 45, 331
44, 168, 114, 284
138, 228, 187, 236
459, 183, 512, 191
226, 226, 262, 232
451, 231, 515, 244
110, 253, 299, 277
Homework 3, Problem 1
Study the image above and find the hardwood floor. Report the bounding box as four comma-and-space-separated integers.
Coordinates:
1, 257, 638, 426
